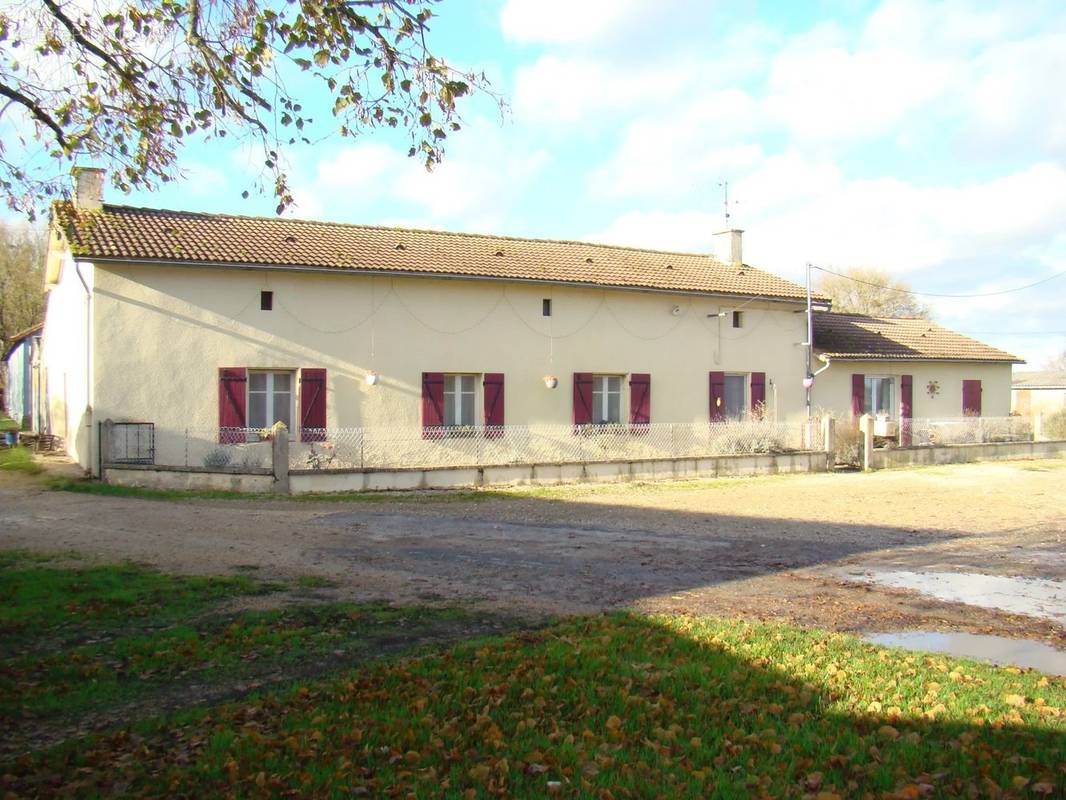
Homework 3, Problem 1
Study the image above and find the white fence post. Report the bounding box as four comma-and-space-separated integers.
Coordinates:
822, 416, 835, 470
859, 414, 874, 472
271, 422, 289, 494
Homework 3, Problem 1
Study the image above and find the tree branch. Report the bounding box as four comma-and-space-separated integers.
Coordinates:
0, 83, 68, 149
40, 0, 142, 90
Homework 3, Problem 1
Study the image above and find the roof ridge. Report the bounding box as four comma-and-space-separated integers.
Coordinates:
89, 201, 741, 264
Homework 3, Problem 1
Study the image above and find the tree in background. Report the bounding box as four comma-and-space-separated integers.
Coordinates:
0, 0, 496, 218
1044, 350, 1066, 371
0, 224, 47, 349
818, 267, 933, 319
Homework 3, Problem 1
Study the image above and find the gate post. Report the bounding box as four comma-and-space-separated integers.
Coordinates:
99, 419, 114, 479
822, 416, 835, 471
859, 414, 874, 471
271, 422, 290, 494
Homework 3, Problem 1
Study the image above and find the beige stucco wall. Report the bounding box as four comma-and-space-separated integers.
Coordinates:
810, 359, 1013, 422
1012, 387, 1066, 416
86, 262, 810, 466
42, 252, 93, 468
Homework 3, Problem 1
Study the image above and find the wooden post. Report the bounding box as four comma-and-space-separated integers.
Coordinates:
271, 422, 290, 494
859, 414, 874, 472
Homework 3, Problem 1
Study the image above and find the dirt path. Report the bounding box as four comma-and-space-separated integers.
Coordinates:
2, 460, 1064, 640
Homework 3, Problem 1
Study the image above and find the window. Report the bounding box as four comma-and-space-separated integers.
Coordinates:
443, 374, 476, 427
591, 375, 622, 424
732, 310, 743, 328
260, 290, 273, 311
248, 371, 292, 430
543, 298, 552, 317
864, 376, 895, 417
723, 374, 746, 420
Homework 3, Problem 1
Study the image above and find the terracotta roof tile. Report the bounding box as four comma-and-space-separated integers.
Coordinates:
814, 312, 1022, 363
52, 202, 817, 301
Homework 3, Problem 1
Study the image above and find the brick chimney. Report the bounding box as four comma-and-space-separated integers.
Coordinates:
71, 166, 105, 211
713, 229, 743, 266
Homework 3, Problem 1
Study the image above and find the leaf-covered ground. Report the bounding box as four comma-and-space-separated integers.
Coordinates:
0, 552, 506, 763
5, 617, 1064, 796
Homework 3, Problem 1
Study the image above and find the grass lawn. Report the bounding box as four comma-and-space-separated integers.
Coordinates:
0, 446, 42, 475
2, 555, 1062, 797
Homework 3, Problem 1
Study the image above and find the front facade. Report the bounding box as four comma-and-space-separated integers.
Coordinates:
811, 312, 1019, 423
41, 171, 1020, 474
43, 175, 821, 473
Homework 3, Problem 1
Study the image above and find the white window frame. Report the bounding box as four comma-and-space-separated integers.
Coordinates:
723, 373, 748, 421
865, 375, 895, 418
247, 370, 295, 432
443, 373, 478, 427
591, 374, 623, 425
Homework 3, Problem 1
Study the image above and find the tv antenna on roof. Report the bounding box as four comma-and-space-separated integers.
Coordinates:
718, 180, 738, 228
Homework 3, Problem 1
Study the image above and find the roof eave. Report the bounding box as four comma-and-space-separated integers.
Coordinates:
77, 255, 811, 305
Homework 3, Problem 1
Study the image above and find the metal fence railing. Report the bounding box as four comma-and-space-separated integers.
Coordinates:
120, 427, 273, 470
906, 416, 1033, 447
104, 422, 155, 465
288, 420, 823, 471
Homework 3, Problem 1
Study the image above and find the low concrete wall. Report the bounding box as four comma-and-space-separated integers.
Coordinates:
288, 450, 828, 494
103, 463, 275, 493
867, 439, 1066, 470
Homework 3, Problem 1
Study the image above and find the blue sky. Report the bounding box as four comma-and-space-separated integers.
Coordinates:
76, 0, 1066, 366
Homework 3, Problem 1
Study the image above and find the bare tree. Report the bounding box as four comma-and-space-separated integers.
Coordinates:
818, 267, 933, 319
0, 0, 497, 218
0, 223, 47, 350
1044, 350, 1066, 371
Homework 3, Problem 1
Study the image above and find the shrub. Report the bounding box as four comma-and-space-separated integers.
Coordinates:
833, 424, 862, 467
1046, 409, 1066, 440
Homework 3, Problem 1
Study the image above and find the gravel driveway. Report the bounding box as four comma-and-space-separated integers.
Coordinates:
2, 459, 1064, 641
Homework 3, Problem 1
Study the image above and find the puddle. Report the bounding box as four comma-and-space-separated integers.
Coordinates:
834, 569, 1066, 624
865, 631, 1066, 676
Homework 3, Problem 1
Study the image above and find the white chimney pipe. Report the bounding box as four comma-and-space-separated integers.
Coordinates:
713, 229, 743, 266
71, 167, 105, 211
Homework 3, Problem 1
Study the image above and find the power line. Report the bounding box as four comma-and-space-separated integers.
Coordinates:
811, 264, 1066, 298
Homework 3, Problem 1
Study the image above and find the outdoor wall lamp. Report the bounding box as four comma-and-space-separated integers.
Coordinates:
365, 371, 380, 386
543, 375, 558, 389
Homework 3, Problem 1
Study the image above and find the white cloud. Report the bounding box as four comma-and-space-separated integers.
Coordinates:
285, 120, 550, 232
500, 0, 656, 45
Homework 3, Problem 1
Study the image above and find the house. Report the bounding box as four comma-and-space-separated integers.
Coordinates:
42, 168, 825, 473
1012, 371, 1066, 416
810, 312, 1021, 425
2, 322, 44, 432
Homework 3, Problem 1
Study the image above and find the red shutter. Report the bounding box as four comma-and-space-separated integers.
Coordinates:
573, 372, 593, 426
629, 373, 651, 428
899, 374, 913, 446
962, 379, 982, 416
218, 367, 247, 443
422, 372, 444, 438
750, 372, 766, 418
851, 374, 865, 418
483, 373, 504, 437
300, 368, 327, 442
709, 371, 725, 422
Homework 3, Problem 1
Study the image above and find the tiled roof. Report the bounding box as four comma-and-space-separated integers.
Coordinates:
813, 312, 1022, 363
1012, 370, 1066, 388
51, 202, 817, 301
